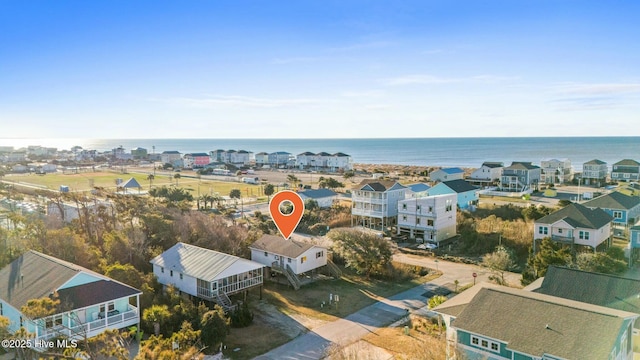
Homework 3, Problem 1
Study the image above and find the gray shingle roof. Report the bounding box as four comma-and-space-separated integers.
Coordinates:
450, 286, 637, 359
249, 235, 321, 258
57, 280, 140, 311
150, 243, 263, 282
584, 159, 606, 165
441, 179, 478, 193
481, 162, 504, 168
582, 191, 640, 210
356, 180, 406, 192
536, 266, 640, 316
506, 161, 540, 170
536, 203, 613, 229
614, 159, 640, 167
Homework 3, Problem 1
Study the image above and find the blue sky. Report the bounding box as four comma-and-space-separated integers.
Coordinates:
1, 1, 639, 139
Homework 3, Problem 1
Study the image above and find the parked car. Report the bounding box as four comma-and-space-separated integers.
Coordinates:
417, 242, 438, 250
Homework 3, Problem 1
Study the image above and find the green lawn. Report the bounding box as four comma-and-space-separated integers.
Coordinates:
5, 171, 265, 199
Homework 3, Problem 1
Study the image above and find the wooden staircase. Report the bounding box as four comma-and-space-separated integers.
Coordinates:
326, 259, 342, 278
271, 261, 301, 290
213, 290, 234, 312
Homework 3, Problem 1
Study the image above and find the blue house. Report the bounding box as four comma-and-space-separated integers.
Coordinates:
427, 179, 479, 210
435, 284, 638, 360
631, 226, 640, 248
582, 191, 640, 227
0, 251, 141, 351
405, 183, 430, 198
429, 167, 464, 182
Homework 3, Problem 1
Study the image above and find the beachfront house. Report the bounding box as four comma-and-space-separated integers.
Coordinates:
182, 153, 210, 169
249, 235, 340, 289
499, 161, 541, 192
0, 251, 141, 349
466, 161, 503, 187
351, 180, 407, 231
530, 266, 640, 353
540, 158, 573, 184
405, 183, 431, 198
254, 152, 269, 167
433, 284, 638, 360
268, 151, 293, 168
298, 188, 338, 208
150, 243, 264, 311
396, 194, 456, 243
583, 159, 609, 187
429, 167, 464, 183
612, 159, 640, 183
296, 152, 316, 169
582, 191, 640, 228
534, 203, 613, 251
326, 152, 353, 171
160, 150, 183, 168
427, 179, 479, 210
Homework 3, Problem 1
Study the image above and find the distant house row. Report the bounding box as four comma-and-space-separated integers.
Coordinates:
461, 158, 640, 190
161, 150, 353, 171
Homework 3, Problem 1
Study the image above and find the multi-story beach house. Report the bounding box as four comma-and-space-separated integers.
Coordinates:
434, 284, 638, 360
396, 194, 456, 243
130, 147, 147, 159
230, 150, 252, 165
150, 243, 264, 311
534, 203, 613, 251
499, 161, 541, 192
209, 149, 226, 163
429, 167, 464, 183
351, 180, 407, 231
160, 150, 183, 168
582, 191, 640, 228
612, 159, 640, 182
268, 151, 293, 168
296, 152, 316, 169
326, 152, 353, 171
540, 158, 572, 184
182, 153, 210, 169
0, 251, 141, 349
466, 161, 503, 186
427, 179, 479, 210
582, 159, 608, 186
254, 152, 269, 167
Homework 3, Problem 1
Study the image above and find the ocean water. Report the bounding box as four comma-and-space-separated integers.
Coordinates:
2, 137, 639, 171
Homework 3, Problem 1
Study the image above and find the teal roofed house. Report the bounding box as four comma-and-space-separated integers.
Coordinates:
0, 251, 141, 351
434, 284, 638, 360
427, 179, 479, 210
582, 191, 640, 227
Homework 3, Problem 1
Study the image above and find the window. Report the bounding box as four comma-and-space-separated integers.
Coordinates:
416, 205, 421, 211
402, 203, 407, 210
316, 251, 324, 258
428, 206, 433, 212
470, 335, 500, 353
108, 302, 115, 311
288, 258, 292, 263
445, 200, 453, 212
579, 231, 590, 240
402, 215, 407, 221
264, 251, 268, 257
558, 228, 563, 234
275, 255, 279, 260
180, 273, 183, 280
0, 302, 3, 316
613, 211, 623, 219
416, 218, 421, 224
301, 256, 307, 264
427, 219, 434, 226
539, 226, 548, 235
161, 267, 164, 273
170, 270, 173, 277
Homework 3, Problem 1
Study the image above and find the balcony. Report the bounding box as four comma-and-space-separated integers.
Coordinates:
352, 196, 386, 205
352, 208, 385, 217
551, 234, 575, 244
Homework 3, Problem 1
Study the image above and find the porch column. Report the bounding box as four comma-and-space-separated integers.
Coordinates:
136, 295, 140, 341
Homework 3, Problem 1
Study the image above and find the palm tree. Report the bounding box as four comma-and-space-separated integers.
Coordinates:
147, 174, 155, 189
173, 173, 181, 186
287, 174, 300, 189
143, 304, 170, 336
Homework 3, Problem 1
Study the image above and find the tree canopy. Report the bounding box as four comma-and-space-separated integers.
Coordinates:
328, 229, 392, 278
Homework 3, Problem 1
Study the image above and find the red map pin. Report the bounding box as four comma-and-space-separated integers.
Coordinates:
269, 190, 305, 240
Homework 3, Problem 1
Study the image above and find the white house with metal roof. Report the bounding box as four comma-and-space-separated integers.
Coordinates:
150, 243, 264, 310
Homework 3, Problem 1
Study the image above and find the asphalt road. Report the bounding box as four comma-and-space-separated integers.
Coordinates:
255, 254, 521, 359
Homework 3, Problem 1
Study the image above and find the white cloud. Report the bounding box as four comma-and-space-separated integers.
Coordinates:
157, 95, 327, 109
383, 74, 518, 86
554, 82, 640, 96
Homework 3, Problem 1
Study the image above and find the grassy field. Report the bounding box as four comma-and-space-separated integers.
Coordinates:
4, 171, 265, 199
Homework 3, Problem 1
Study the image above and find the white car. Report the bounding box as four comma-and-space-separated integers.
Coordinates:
417, 242, 438, 250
